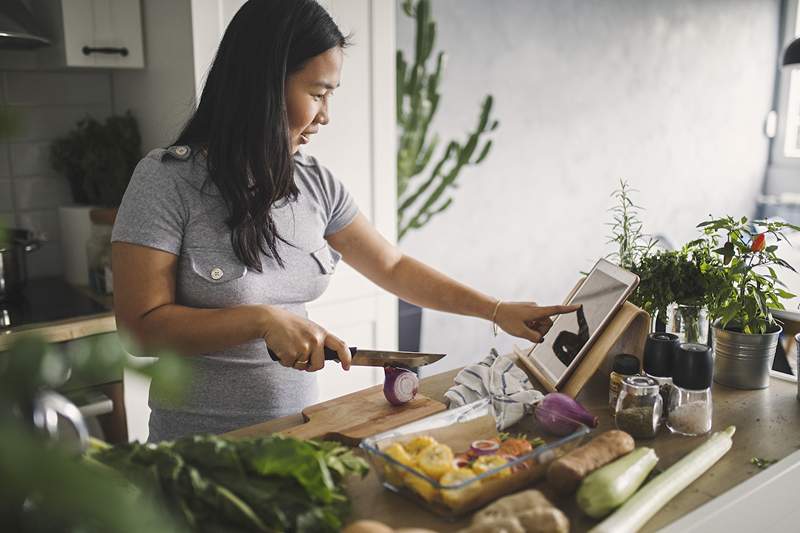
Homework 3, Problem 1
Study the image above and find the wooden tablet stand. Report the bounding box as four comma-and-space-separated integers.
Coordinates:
515, 301, 651, 398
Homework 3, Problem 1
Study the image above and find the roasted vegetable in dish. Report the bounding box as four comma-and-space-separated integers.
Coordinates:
381, 432, 544, 508
458, 490, 570, 533
89, 434, 368, 533
547, 429, 634, 495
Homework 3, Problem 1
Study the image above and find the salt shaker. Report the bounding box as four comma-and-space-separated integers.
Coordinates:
609, 353, 640, 412
643, 332, 680, 421
667, 343, 713, 436
614, 375, 662, 439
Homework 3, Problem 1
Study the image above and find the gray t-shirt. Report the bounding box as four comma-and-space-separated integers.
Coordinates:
111, 145, 358, 441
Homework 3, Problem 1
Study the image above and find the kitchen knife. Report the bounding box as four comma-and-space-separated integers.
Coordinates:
267, 347, 445, 369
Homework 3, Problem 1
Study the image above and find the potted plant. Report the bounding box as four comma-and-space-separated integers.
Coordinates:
50, 111, 141, 286
694, 216, 799, 389
631, 247, 720, 343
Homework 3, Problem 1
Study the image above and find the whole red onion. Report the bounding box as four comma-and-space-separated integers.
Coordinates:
535, 392, 598, 436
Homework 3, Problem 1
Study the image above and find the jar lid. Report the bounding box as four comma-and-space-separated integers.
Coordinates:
612, 354, 640, 375
643, 332, 680, 377
672, 343, 713, 390
621, 375, 659, 396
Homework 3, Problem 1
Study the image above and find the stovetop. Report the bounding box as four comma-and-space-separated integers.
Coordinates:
0, 278, 110, 331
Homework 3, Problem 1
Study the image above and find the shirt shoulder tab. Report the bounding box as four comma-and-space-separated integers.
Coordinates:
163, 145, 192, 161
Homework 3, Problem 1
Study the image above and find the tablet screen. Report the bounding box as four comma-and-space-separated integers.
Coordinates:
532, 267, 633, 383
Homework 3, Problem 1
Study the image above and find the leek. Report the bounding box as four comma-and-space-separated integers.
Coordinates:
590, 425, 736, 533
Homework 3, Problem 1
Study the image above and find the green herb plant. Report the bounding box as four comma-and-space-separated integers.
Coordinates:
693, 216, 799, 334
396, 0, 498, 240
630, 246, 725, 341
605, 180, 655, 271
50, 111, 142, 207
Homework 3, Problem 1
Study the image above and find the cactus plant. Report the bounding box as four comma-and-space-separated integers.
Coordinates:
396, 0, 498, 240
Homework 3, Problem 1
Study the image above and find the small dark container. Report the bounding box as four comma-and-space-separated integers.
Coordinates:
644, 332, 680, 378
673, 343, 714, 390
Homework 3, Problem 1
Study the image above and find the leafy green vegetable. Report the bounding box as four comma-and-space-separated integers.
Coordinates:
90, 434, 369, 533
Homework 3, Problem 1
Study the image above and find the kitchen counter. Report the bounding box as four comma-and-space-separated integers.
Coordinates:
230, 365, 800, 532
0, 278, 115, 351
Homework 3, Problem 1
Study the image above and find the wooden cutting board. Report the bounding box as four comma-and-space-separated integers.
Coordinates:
279, 384, 447, 445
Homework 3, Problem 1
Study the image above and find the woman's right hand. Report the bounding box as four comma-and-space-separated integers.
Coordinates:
260, 305, 352, 372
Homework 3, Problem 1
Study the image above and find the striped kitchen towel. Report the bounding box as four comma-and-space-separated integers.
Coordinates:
444, 348, 543, 430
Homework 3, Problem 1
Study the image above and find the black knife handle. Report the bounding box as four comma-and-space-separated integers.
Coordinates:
268, 346, 357, 363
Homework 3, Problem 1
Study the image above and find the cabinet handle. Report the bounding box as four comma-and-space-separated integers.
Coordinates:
82, 46, 129, 57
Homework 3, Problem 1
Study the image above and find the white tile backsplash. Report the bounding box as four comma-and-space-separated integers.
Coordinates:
0, 211, 13, 228
7, 104, 112, 142
0, 144, 9, 176
0, 178, 12, 211
1, 68, 114, 280
5, 72, 112, 106
15, 209, 61, 242
9, 142, 55, 176
13, 176, 72, 211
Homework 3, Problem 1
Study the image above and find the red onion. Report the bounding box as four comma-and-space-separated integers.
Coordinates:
383, 366, 419, 405
469, 440, 500, 456
535, 392, 598, 436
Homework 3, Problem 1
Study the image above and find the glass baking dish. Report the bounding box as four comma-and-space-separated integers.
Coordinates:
359, 397, 591, 518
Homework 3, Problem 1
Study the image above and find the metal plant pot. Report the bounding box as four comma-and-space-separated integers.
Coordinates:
712, 320, 782, 390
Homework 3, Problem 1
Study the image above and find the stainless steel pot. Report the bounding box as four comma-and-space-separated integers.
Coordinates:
712, 320, 782, 390
0, 228, 42, 301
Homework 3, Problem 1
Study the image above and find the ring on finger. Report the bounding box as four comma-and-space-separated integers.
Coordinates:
294, 357, 310, 368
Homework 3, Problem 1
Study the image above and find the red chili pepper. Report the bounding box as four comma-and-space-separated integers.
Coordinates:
751, 233, 766, 253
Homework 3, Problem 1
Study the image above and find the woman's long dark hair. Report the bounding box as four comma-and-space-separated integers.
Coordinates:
173, 0, 348, 271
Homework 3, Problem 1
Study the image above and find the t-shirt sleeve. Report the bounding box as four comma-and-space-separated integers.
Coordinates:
317, 163, 359, 236
111, 156, 186, 255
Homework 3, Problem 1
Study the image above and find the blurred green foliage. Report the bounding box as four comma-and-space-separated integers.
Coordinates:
0, 334, 190, 531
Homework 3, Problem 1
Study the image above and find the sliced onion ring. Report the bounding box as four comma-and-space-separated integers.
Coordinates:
383, 366, 419, 405
469, 439, 500, 456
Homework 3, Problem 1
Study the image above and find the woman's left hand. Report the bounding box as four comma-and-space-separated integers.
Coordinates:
494, 302, 581, 343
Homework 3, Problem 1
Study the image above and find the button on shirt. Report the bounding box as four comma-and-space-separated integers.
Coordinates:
111, 146, 358, 441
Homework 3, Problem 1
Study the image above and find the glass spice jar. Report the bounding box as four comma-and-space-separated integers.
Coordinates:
609, 354, 641, 412
614, 375, 662, 439
667, 343, 713, 436
643, 332, 680, 423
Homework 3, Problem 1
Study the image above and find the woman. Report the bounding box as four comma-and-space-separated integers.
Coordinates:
112, 0, 577, 441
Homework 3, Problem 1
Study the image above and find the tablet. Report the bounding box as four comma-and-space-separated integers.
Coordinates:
527, 258, 639, 388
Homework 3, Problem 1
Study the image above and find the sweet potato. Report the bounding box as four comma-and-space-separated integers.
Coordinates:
546, 430, 634, 494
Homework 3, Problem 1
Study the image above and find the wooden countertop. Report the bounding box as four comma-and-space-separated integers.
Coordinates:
0, 283, 115, 351
231, 366, 800, 532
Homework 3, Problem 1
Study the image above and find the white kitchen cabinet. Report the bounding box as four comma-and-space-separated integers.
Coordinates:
60, 0, 144, 68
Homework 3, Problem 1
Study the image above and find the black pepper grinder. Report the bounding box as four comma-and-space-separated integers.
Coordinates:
643, 332, 680, 421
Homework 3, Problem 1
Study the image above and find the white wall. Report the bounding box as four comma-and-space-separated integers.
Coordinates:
397, 0, 780, 374
111, 0, 195, 151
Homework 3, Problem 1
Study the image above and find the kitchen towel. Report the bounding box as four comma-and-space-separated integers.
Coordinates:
444, 348, 543, 430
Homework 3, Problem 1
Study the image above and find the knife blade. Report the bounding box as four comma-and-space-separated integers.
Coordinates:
267, 347, 445, 369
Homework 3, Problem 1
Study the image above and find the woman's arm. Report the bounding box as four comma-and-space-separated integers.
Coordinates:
111, 242, 351, 370
326, 213, 578, 343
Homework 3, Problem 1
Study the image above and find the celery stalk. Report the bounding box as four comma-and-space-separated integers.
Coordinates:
590, 426, 736, 533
